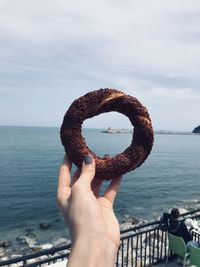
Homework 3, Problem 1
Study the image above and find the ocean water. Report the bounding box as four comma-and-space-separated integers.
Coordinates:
0, 126, 200, 248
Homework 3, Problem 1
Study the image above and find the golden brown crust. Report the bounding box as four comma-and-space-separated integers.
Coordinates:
60, 88, 154, 180
100, 92, 125, 106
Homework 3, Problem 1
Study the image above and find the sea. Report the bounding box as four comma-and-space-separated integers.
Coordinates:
0, 126, 200, 254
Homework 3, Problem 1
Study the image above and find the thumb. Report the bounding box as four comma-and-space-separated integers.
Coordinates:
79, 154, 95, 186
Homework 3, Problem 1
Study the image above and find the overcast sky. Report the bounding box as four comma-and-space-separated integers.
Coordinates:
0, 0, 200, 131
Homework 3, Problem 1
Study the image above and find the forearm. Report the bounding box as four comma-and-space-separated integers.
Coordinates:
67, 234, 118, 267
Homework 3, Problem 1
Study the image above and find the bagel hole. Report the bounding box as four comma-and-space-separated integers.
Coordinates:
82, 112, 133, 157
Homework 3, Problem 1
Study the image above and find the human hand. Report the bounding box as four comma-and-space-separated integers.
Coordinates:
57, 154, 122, 267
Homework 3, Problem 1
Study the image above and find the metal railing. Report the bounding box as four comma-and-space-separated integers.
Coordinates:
0, 208, 200, 267
117, 221, 167, 267
0, 244, 71, 267
116, 208, 200, 267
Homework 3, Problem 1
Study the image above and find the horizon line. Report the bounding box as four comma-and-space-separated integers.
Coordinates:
0, 124, 193, 132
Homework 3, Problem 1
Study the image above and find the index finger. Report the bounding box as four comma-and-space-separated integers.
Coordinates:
57, 155, 72, 200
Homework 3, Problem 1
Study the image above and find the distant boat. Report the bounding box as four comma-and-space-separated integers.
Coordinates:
101, 127, 132, 134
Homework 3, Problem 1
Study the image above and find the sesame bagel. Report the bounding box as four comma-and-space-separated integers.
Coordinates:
60, 88, 154, 180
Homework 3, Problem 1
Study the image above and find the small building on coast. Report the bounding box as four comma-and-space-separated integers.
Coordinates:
101, 127, 132, 134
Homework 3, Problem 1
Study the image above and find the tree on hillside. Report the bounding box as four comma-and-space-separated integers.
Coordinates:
192, 125, 200, 133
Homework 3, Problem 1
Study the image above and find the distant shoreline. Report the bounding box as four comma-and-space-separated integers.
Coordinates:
100, 127, 199, 135
154, 131, 196, 135
0, 125, 199, 135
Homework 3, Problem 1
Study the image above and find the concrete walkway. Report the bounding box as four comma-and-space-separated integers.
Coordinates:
156, 260, 195, 267
49, 259, 67, 267
156, 262, 180, 267
48, 259, 196, 267
48, 260, 183, 267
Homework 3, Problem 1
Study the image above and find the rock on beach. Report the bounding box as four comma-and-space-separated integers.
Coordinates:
16, 235, 37, 248
120, 217, 148, 231
0, 240, 11, 248
39, 222, 51, 230
53, 238, 68, 247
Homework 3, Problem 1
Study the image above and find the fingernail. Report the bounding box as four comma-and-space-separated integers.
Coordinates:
84, 154, 93, 165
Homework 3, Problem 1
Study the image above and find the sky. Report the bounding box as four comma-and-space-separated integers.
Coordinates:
0, 0, 200, 131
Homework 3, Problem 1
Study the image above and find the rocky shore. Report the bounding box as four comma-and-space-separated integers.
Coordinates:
0, 222, 70, 263
0, 216, 146, 263
0, 207, 198, 265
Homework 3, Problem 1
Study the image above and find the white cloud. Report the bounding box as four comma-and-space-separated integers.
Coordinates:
0, 0, 200, 130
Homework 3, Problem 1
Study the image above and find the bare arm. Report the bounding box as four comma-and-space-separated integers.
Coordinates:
57, 154, 122, 267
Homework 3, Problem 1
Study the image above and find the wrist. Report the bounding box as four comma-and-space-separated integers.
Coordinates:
67, 233, 119, 267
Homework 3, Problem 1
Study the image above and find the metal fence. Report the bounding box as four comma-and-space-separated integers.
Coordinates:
117, 220, 167, 267
1, 209, 200, 267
